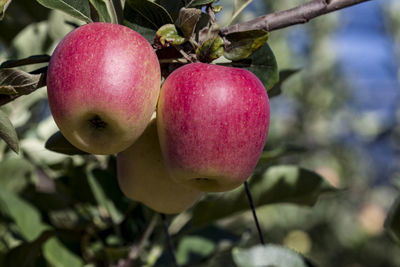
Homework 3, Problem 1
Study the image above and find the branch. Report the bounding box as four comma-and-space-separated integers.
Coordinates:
220, 0, 371, 35
122, 213, 159, 266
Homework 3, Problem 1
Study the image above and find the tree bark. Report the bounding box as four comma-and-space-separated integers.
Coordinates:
220, 0, 372, 35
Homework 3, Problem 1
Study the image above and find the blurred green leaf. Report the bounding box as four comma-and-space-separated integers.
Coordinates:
43, 237, 83, 267
269, 69, 300, 98
0, 55, 50, 68
224, 30, 269, 61
176, 7, 202, 38
48, 10, 84, 41
4, 230, 54, 267
36, 0, 92, 23
125, 0, 173, 30
192, 165, 337, 226
0, 0, 11, 20
0, 187, 49, 241
188, 0, 216, 7
101, 246, 130, 261
87, 168, 124, 224
11, 22, 52, 59
229, 43, 278, 90
232, 244, 308, 267
257, 144, 307, 166
227, 0, 253, 26
45, 131, 88, 155
89, 0, 111, 22
0, 157, 34, 192
177, 236, 216, 265
0, 110, 18, 153
385, 195, 400, 244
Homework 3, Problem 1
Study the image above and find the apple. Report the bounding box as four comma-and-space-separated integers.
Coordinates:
157, 63, 270, 192
117, 117, 203, 214
47, 22, 161, 155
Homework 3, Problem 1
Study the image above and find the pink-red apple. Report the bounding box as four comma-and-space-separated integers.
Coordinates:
47, 22, 161, 155
157, 63, 270, 192
117, 118, 203, 214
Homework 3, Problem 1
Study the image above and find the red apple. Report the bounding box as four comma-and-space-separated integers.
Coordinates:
117, 117, 203, 214
47, 22, 161, 155
157, 63, 270, 192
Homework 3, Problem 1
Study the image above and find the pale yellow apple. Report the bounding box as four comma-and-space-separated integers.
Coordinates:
117, 118, 203, 214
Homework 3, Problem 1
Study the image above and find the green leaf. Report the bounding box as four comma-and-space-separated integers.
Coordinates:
257, 144, 307, 166
43, 237, 83, 267
87, 168, 124, 224
269, 69, 300, 98
177, 236, 216, 265
36, 0, 92, 23
175, 7, 202, 38
12, 22, 51, 59
155, 0, 186, 20
0, 68, 46, 96
229, 43, 278, 90
0, 55, 50, 68
188, 0, 216, 7
192, 165, 337, 226
0, 187, 49, 241
0, 0, 12, 20
196, 36, 225, 63
155, 24, 186, 47
0, 157, 34, 192
125, 0, 173, 30
0, 110, 18, 153
232, 244, 309, 267
123, 20, 156, 44
89, 0, 111, 22
45, 131, 88, 155
385, 195, 400, 244
4, 230, 54, 267
224, 30, 269, 61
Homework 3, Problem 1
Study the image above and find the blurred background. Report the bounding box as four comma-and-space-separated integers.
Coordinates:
0, 0, 399, 266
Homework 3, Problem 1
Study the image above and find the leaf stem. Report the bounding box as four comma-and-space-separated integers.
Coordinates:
158, 58, 190, 64
107, 0, 119, 24
124, 213, 159, 265
226, 0, 252, 26
244, 181, 265, 245
111, 0, 124, 24
161, 213, 178, 266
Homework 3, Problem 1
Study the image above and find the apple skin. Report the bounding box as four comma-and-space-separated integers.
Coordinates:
47, 22, 161, 155
157, 63, 270, 192
117, 118, 203, 214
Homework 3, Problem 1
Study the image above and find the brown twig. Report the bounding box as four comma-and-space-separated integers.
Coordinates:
161, 213, 178, 266
122, 213, 159, 266
220, 0, 371, 35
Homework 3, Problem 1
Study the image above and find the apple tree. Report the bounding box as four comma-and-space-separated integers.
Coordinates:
0, 0, 399, 266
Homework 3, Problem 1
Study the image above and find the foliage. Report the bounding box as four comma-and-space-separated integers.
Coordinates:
0, 0, 399, 266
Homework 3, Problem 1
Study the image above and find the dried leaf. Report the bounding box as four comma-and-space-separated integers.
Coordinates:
175, 7, 202, 38
0, 68, 46, 96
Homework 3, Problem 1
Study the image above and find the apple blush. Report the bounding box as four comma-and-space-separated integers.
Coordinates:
47, 22, 161, 155
157, 63, 270, 192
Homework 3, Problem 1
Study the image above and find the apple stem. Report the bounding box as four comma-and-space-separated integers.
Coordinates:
161, 213, 178, 266
244, 181, 265, 245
